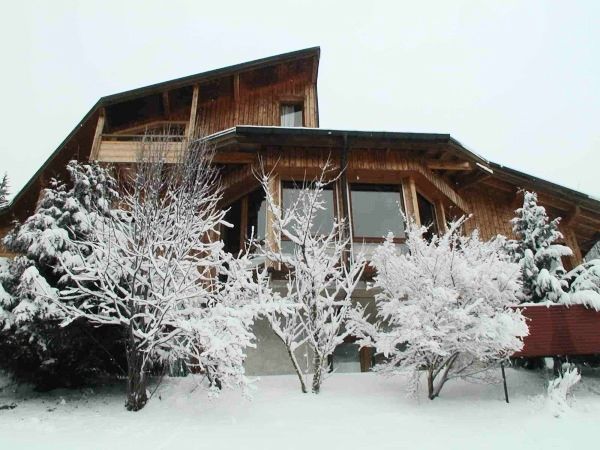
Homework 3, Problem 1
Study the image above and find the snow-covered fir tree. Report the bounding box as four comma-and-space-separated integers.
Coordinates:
563, 259, 600, 310
0, 173, 8, 207
509, 191, 572, 303
257, 167, 366, 394
363, 218, 528, 400
0, 162, 125, 389
57, 137, 271, 411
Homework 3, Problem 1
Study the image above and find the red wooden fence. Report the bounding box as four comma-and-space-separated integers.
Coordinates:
514, 304, 600, 357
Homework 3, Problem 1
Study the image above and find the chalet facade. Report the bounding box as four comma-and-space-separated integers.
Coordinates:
2, 47, 600, 374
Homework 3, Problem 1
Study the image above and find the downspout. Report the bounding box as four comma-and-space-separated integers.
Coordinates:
340, 133, 352, 266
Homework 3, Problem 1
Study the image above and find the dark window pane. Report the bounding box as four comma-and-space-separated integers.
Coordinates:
281, 104, 303, 127
351, 184, 404, 238
282, 182, 334, 235
247, 189, 266, 241
332, 342, 361, 373
223, 199, 241, 254
417, 192, 438, 240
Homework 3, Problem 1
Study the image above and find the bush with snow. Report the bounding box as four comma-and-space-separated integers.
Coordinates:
546, 363, 581, 417
0, 162, 126, 390
364, 217, 528, 399
509, 191, 571, 303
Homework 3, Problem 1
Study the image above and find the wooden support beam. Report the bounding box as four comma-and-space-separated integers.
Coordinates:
510, 189, 525, 210
427, 161, 473, 171
435, 199, 447, 233
89, 108, 106, 161
186, 85, 200, 140
564, 205, 581, 228
213, 152, 255, 164
162, 91, 171, 118
265, 173, 281, 269
402, 176, 421, 225
456, 171, 492, 192
233, 74, 240, 125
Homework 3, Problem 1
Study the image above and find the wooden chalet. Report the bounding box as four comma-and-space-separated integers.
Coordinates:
1, 47, 600, 372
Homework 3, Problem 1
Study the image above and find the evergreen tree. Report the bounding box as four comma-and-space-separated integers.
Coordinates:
509, 191, 571, 303
0, 173, 8, 207
0, 161, 126, 389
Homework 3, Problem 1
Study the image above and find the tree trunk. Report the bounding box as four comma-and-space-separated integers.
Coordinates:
287, 345, 308, 394
125, 327, 147, 411
428, 354, 458, 400
427, 368, 435, 400
312, 353, 323, 394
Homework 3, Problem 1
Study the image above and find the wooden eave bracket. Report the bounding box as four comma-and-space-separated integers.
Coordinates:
427, 161, 473, 171
564, 205, 582, 228
415, 165, 471, 214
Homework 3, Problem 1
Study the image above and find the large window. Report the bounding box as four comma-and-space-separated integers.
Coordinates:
280, 103, 303, 127
281, 181, 334, 254
282, 181, 334, 235
350, 184, 405, 241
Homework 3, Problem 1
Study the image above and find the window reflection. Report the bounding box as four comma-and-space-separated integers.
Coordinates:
350, 184, 405, 239
282, 181, 334, 235
280, 104, 303, 127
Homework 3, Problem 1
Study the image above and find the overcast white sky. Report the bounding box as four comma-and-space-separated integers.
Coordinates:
1, 0, 598, 200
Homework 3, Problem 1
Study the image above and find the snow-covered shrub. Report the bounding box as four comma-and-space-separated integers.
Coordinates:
57, 137, 271, 411
257, 167, 367, 394
0, 162, 126, 390
563, 259, 600, 311
508, 191, 571, 303
547, 363, 581, 417
364, 217, 528, 399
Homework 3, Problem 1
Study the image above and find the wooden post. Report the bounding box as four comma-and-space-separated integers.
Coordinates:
233, 74, 240, 126
501, 362, 509, 403
89, 108, 106, 161
434, 199, 447, 234
186, 85, 200, 140
402, 177, 421, 225
162, 91, 171, 119
265, 173, 281, 269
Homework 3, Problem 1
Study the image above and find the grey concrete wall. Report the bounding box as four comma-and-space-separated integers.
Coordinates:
243, 288, 377, 376
244, 318, 315, 376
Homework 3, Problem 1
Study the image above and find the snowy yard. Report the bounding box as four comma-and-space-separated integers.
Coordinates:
1, 368, 599, 450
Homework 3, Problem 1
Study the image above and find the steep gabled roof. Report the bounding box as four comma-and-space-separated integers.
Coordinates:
0, 47, 321, 218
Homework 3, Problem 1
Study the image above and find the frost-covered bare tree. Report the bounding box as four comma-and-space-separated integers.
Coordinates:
57, 136, 271, 411
257, 166, 366, 394
363, 218, 528, 400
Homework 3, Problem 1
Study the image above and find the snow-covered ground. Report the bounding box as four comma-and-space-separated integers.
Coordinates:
1, 368, 599, 450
